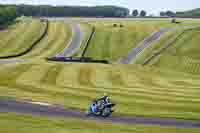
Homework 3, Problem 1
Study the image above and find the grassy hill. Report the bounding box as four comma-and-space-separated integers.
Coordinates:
1, 61, 200, 120
22, 21, 72, 59
0, 18, 46, 57
145, 28, 200, 74
132, 29, 184, 64
82, 18, 200, 62
0, 18, 200, 120
0, 17, 72, 59
84, 20, 171, 62
1, 17, 200, 132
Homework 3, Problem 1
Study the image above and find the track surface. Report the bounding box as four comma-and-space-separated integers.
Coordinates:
0, 22, 83, 64
55, 23, 83, 57
1, 98, 200, 128
118, 28, 170, 64
119, 26, 200, 64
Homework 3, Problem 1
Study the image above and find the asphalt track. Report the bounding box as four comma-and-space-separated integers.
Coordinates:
119, 26, 200, 64
1, 98, 200, 128
55, 23, 83, 57
118, 28, 170, 64
0, 22, 83, 64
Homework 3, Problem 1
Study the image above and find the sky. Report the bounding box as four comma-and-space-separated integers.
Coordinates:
0, 0, 200, 15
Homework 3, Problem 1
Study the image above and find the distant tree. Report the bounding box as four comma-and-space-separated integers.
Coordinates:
132, 9, 138, 17
165, 10, 175, 17
160, 11, 166, 17
140, 10, 147, 17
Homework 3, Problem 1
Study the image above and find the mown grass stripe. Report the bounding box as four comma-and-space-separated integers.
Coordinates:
0, 21, 29, 49
150, 28, 200, 74
0, 21, 31, 54
22, 22, 60, 58
40, 65, 63, 85
22, 21, 72, 58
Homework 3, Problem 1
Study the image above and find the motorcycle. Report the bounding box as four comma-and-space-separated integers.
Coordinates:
86, 97, 115, 117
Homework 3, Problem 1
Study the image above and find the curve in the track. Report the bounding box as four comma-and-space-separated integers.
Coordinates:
118, 28, 170, 64
1, 99, 200, 128
118, 26, 200, 64
55, 23, 83, 57
0, 22, 83, 64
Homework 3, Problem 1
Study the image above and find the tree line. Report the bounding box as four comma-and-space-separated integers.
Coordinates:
132, 10, 147, 17
159, 9, 200, 18
1, 3, 199, 26
176, 8, 200, 18
16, 5, 129, 17
160, 11, 176, 17
0, 5, 18, 25
132, 9, 200, 18
131, 10, 178, 17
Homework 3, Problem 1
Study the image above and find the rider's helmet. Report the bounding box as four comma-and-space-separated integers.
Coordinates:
102, 93, 110, 103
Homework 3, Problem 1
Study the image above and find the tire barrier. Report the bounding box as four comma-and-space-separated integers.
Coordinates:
0, 19, 49, 59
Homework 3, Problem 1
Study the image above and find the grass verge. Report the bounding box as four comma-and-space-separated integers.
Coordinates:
0, 112, 199, 133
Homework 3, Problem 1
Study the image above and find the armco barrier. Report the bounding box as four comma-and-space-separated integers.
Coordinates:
0, 19, 49, 59
81, 26, 95, 57
47, 56, 109, 64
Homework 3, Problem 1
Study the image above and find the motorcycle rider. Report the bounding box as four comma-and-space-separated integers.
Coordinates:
87, 93, 115, 117
95, 93, 110, 109
100, 93, 110, 104
91, 93, 110, 110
